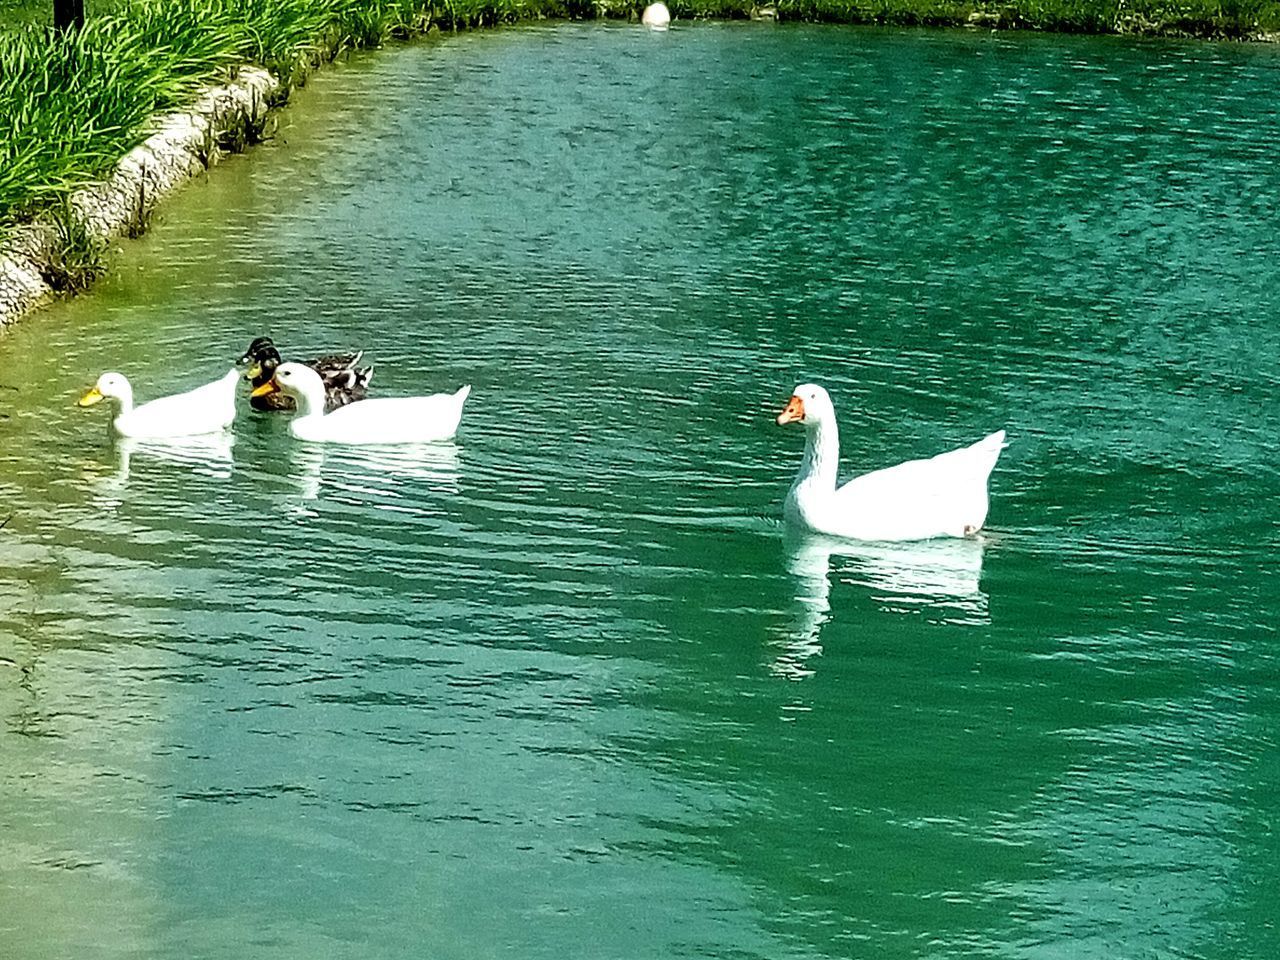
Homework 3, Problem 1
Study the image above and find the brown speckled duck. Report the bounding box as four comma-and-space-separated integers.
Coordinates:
239, 336, 373, 413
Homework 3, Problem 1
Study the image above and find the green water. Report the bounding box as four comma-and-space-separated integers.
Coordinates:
2, 22, 1279, 959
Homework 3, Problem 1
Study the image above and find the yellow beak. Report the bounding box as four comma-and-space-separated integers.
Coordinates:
243, 363, 262, 381
250, 379, 279, 399
78, 386, 105, 408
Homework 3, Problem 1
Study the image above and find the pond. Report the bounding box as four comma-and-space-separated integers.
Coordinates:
1, 21, 1278, 959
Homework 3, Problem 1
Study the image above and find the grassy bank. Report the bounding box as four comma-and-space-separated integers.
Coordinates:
3, 0, 1279, 246
0, 0, 591, 232
766, 0, 1280, 35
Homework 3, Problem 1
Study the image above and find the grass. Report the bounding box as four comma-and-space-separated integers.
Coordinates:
0, 0, 592, 234
41, 196, 109, 292
2, 0, 1280, 253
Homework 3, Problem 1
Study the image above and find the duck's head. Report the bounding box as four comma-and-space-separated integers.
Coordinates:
78, 372, 129, 407
776, 383, 834, 427
239, 336, 276, 364
239, 339, 283, 384
252, 362, 325, 409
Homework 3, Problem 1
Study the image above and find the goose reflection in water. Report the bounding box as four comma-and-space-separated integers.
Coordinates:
284, 441, 462, 514
89, 433, 235, 510
772, 532, 990, 680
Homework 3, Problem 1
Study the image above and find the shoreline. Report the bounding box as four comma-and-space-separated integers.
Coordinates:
0, 67, 278, 328
2, 8, 1277, 330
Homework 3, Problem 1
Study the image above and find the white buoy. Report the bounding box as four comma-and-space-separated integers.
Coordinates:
641, 2, 671, 28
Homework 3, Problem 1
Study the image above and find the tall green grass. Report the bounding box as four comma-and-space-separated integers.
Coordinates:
3, 0, 1280, 242
0, 0, 584, 230
1, 2, 236, 222
756, 0, 1280, 31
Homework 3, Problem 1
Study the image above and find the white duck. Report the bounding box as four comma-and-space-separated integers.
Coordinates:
776, 383, 1006, 542
78, 368, 239, 439
255, 362, 470, 444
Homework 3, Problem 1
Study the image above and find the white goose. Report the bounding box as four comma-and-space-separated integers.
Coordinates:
78, 368, 239, 439
255, 362, 469, 444
776, 383, 1006, 542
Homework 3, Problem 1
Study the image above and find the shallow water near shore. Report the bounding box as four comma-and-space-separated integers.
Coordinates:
2, 21, 1279, 959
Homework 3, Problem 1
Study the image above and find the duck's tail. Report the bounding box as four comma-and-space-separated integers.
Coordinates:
454, 384, 472, 405
968, 429, 1007, 477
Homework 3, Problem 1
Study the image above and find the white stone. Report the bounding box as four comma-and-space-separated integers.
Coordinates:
641, 2, 671, 28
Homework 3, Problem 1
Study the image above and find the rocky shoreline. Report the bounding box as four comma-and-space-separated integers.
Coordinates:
2, 11, 1276, 331
0, 66, 278, 329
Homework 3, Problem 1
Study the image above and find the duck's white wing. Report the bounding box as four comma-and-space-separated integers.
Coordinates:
837, 430, 1005, 496
831, 431, 1006, 540
120, 369, 238, 437
295, 386, 469, 444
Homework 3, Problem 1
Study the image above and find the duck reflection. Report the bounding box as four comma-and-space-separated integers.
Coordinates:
772, 532, 990, 680
89, 433, 235, 509
282, 442, 325, 511
283, 441, 462, 513
120, 433, 235, 478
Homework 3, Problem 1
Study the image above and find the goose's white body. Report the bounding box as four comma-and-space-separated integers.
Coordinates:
778, 384, 1005, 542
265, 362, 469, 445
80, 368, 239, 439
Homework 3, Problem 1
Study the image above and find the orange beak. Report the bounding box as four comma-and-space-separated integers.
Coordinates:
776, 395, 805, 426
250, 378, 280, 399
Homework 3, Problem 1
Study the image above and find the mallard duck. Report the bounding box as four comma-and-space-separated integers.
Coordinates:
79, 368, 239, 438
253, 362, 469, 444
776, 383, 1006, 541
238, 336, 372, 413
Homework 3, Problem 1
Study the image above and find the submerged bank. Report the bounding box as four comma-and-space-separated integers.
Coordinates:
2, 0, 1279, 327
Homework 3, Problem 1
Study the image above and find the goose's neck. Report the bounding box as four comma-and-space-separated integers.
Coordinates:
796, 416, 840, 492
112, 383, 134, 418
290, 383, 327, 419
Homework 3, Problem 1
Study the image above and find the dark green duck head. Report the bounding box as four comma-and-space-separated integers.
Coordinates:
239, 337, 294, 411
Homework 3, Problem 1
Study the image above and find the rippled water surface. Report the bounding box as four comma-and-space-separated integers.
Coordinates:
2, 22, 1279, 959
